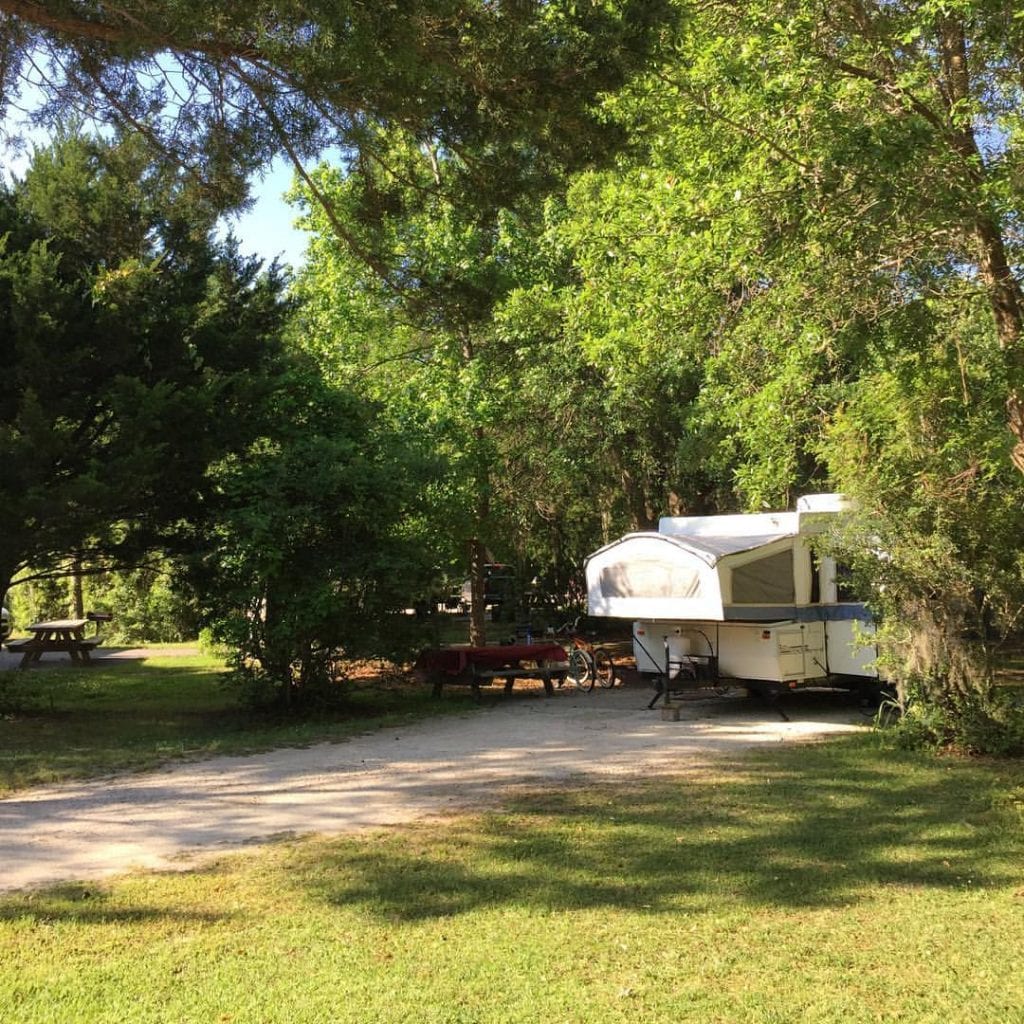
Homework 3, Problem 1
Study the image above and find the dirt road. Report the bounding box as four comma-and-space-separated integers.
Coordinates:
0, 685, 866, 892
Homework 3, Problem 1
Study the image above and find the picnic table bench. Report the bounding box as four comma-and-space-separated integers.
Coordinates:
6, 614, 110, 668
414, 642, 569, 698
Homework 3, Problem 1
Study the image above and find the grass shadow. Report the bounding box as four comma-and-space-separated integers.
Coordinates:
0, 881, 232, 926
290, 735, 1024, 920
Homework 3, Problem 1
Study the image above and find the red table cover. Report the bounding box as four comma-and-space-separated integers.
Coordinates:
414, 642, 568, 677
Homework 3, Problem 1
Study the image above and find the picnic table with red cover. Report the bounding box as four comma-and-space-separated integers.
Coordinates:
414, 642, 568, 697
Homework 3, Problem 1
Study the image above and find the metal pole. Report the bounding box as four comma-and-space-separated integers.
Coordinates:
661, 635, 680, 720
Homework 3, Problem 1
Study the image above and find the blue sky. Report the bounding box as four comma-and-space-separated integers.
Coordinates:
3, 68, 311, 271
2, 122, 310, 270
225, 157, 310, 270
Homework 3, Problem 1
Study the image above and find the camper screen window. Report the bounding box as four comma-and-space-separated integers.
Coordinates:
731, 550, 795, 604
600, 560, 701, 600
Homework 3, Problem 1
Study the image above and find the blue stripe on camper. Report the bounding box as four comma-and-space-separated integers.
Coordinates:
722, 603, 873, 623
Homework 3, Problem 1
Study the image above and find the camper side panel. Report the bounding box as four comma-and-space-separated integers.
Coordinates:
632, 620, 828, 683
825, 619, 879, 678
717, 622, 827, 682
586, 535, 724, 621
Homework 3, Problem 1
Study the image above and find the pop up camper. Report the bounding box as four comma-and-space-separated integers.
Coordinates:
584, 494, 880, 692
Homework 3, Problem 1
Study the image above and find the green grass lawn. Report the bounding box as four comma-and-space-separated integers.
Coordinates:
1, 735, 1021, 1023
0, 655, 476, 796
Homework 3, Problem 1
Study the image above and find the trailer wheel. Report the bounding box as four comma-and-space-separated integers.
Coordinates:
594, 648, 616, 688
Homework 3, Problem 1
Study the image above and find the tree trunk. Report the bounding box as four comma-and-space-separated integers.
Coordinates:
938, 17, 1024, 471
974, 217, 1024, 471
70, 558, 85, 619
962, 208, 1024, 466
468, 535, 488, 647
462, 331, 492, 649
611, 445, 657, 531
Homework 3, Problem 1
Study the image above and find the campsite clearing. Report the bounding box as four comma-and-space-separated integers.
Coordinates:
0, 682, 864, 891
1, 734, 1021, 1023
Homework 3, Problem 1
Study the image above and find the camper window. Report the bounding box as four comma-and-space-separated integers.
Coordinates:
600, 559, 701, 600
731, 550, 795, 604
835, 563, 859, 602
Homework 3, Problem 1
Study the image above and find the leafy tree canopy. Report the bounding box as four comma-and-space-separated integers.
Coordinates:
0, 0, 673, 212
0, 131, 288, 600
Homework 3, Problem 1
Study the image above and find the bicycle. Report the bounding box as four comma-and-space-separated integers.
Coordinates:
549, 617, 616, 692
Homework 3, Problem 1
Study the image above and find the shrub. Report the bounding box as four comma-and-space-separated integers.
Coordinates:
879, 683, 1024, 757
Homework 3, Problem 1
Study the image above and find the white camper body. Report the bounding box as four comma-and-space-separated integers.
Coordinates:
585, 494, 879, 688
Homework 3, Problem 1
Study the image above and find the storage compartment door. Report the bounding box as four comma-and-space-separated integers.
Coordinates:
775, 624, 827, 681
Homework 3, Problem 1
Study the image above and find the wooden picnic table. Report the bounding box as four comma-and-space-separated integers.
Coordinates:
6, 618, 99, 668
414, 642, 569, 698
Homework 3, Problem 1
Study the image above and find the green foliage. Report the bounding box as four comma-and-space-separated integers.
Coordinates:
881, 685, 1024, 758
0, 132, 288, 605
16, 0, 1016, 725
538, 1, 1024, 720
85, 568, 198, 644
4, 576, 65, 635
814, 299, 1024, 698
182, 364, 438, 706
290, 128, 588, 633
286, 0, 1024, 681
6, 564, 198, 644
1, 1, 672, 215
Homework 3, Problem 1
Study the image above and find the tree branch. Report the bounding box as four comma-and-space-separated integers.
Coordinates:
656, 70, 817, 176
10, 558, 167, 588
229, 58, 404, 288
824, 55, 948, 134
0, 0, 260, 62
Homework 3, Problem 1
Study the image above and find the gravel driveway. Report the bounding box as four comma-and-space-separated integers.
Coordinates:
0, 684, 866, 892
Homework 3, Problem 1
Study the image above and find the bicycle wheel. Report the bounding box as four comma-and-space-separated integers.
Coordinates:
593, 648, 616, 688
567, 648, 593, 692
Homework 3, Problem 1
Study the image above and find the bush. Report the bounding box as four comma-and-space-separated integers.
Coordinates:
184, 368, 439, 710
879, 684, 1024, 757
83, 567, 199, 644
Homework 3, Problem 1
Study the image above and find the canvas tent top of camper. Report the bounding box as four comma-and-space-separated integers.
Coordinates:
585, 494, 861, 624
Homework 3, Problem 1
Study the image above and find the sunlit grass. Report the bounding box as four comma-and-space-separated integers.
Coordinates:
1, 735, 1021, 1022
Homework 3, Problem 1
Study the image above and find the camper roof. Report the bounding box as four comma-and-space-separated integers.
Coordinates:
657, 495, 851, 546
658, 511, 798, 543
666, 531, 797, 562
